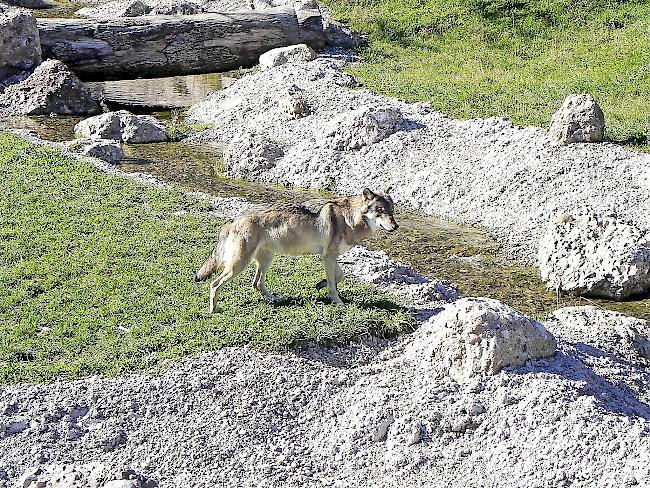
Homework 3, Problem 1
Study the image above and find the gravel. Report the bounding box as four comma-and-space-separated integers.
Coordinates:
2, 309, 649, 487
188, 58, 650, 265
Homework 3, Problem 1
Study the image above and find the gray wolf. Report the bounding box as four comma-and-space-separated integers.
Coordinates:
195, 187, 399, 313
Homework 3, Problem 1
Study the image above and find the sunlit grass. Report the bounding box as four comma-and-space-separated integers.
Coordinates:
0, 132, 413, 384
324, 0, 650, 151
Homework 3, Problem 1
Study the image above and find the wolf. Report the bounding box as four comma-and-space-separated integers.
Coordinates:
195, 187, 399, 313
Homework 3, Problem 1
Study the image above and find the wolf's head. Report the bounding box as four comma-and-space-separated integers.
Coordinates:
362, 187, 399, 232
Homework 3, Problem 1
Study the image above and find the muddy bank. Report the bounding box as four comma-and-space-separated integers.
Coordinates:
187, 59, 650, 268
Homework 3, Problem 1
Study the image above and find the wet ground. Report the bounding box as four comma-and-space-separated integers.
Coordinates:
1, 72, 648, 321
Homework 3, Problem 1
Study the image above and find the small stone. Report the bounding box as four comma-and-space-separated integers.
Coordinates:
103, 480, 138, 488
69, 139, 124, 163
466, 402, 485, 416
280, 84, 310, 119
406, 424, 421, 445
371, 413, 394, 442
450, 416, 472, 433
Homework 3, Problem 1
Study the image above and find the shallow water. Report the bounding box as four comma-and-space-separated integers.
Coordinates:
86, 74, 234, 110
2, 113, 649, 322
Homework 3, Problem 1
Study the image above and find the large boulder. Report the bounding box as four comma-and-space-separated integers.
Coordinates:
0, 4, 41, 80
258, 44, 317, 70
548, 93, 605, 144
538, 211, 650, 300
546, 306, 650, 366
74, 110, 168, 143
0, 60, 100, 115
319, 106, 403, 151
425, 297, 557, 382
223, 131, 284, 177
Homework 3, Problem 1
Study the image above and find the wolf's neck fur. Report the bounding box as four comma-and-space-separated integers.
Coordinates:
342, 196, 373, 242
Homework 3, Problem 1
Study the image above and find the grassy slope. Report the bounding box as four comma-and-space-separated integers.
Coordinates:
324, 0, 650, 150
0, 133, 412, 384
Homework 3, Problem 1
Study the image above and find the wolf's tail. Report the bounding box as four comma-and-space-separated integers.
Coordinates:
195, 222, 231, 281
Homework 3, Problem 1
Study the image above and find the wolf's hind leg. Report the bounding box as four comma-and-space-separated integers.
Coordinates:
252, 249, 283, 304
323, 256, 343, 305
209, 241, 252, 313
315, 264, 343, 291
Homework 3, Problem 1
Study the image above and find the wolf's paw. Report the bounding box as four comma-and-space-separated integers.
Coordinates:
268, 295, 286, 305
330, 297, 345, 306
209, 305, 222, 314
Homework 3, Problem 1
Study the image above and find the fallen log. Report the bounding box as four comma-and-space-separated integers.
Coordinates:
36, 8, 327, 81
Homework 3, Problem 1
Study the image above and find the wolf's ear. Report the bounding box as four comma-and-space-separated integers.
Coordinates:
362, 188, 376, 201
383, 186, 393, 195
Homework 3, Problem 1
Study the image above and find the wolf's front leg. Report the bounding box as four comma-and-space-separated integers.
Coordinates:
323, 256, 344, 305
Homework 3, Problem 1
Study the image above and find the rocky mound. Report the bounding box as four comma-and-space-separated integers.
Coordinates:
538, 210, 650, 299
2, 311, 648, 487
547, 306, 650, 366
187, 59, 650, 265
0, 60, 100, 116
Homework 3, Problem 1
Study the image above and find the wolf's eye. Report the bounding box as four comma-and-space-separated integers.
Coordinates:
377, 206, 385, 213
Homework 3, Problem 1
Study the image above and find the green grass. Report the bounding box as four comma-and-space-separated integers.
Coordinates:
323, 0, 650, 151
0, 132, 413, 384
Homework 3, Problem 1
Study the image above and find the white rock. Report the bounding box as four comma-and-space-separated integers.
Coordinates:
69, 139, 124, 163
548, 93, 605, 144
103, 481, 138, 488
547, 306, 650, 365
0, 4, 41, 80
259, 44, 317, 70
428, 297, 557, 382
320, 106, 403, 151
280, 84, 310, 119
538, 210, 650, 300
223, 131, 284, 177
74, 110, 168, 143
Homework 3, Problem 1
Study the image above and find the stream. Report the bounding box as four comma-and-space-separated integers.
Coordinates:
2, 72, 648, 322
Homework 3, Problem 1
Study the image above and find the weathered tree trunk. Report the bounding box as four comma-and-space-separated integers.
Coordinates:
36, 8, 326, 81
